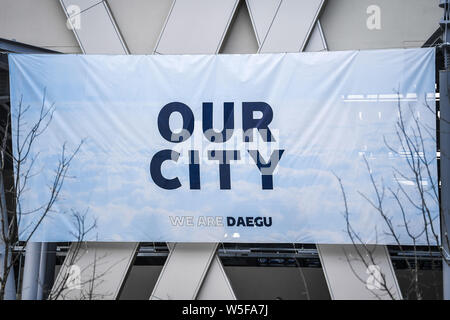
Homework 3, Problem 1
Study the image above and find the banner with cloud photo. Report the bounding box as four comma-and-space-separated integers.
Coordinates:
8, 48, 438, 244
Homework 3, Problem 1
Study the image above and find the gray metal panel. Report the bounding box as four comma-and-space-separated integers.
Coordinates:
246, 0, 281, 46
107, 0, 174, 54
317, 244, 402, 300
61, 0, 102, 12
0, 0, 81, 53
60, 0, 128, 54
50, 242, 138, 300
320, 0, 442, 50
197, 255, 236, 300
304, 21, 327, 52
150, 243, 217, 300
246, 0, 326, 53
258, 0, 324, 53
154, 0, 239, 54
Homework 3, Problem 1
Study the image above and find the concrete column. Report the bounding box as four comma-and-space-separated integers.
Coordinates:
21, 242, 41, 300
0, 240, 16, 300
0, 172, 16, 300
36, 242, 47, 300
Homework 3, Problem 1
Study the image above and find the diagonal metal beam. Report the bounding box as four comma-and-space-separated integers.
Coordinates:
59, 0, 128, 54
154, 0, 239, 54
150, 243, 217, 300
50, 242, 138, 300
317, 244, 402, 300
196, 254, 236, 300
246, 0, 325, 53
151, 243, 235, 300
304, 20, 327, 52
246, 0, 281, 47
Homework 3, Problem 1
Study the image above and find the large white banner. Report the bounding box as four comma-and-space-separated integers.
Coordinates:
8, 48, 438, 243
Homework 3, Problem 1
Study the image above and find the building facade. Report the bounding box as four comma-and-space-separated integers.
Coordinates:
0, 0, 446, 300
